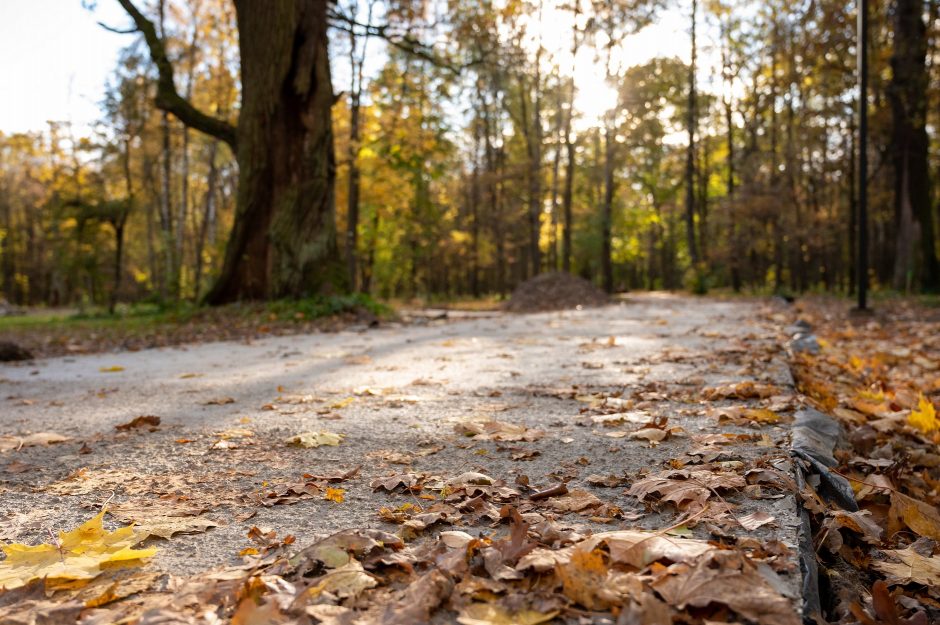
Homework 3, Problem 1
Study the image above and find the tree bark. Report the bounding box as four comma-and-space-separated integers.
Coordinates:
890, 0, 939, 290
119, 0, 342, 304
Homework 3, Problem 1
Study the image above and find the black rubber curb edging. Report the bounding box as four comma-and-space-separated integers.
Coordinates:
785, 320, 858, 625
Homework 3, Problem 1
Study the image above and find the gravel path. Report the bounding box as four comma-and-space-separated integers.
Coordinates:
0, 293, 803, 606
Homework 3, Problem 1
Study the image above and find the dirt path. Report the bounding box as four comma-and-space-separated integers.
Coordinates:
1, 294, 804, 621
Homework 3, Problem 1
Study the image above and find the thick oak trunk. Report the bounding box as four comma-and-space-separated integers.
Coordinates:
206, 1, 341, 303
119, 0, 342, 305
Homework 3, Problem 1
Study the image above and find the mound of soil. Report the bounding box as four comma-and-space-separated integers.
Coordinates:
504, 272, 609, 313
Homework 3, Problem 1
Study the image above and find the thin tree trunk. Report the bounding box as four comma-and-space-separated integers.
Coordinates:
193, 141, 219, 300
601, 122, 615, 293
684, 0, 699, 266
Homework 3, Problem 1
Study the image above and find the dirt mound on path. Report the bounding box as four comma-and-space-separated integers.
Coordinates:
504, 272, 609, 313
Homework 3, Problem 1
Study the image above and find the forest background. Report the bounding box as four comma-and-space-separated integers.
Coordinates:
1, 0, 937, 313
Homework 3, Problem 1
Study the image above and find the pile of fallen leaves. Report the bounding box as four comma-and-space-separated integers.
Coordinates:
503, 272, 609, 313
0, 505, 800, 625
786, 297, 940, 624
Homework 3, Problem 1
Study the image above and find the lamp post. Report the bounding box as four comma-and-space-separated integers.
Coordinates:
857, 0, 869, 310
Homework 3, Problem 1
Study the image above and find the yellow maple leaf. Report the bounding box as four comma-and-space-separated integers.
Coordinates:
324, 488, 345, 503
908, 394, 939, 434
0, 511, 157, 590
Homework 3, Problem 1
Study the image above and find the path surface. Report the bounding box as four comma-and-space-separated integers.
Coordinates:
0, 294, 803, 608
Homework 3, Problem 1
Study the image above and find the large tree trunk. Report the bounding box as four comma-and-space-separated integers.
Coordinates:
206, 1, 341, 303
120, 0, 342, 305
890, 0, 939, 290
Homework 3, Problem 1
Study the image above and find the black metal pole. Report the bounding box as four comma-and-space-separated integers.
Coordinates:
857, 0, 869, 310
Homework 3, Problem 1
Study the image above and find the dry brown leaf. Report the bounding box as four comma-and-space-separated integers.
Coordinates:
738, 510, 775, 530
890, 492, 940, 541
872, 548, 940, 586
370, 473, 424, 492
629, 469, 745, 512
548, 489, 604, 513
455, 419, 544, 442
0, 432, 70, 453
702, 381, 779, 401
115, 416, 161, 432
651, 550, 800, 625
131, 516, 218, 540
205, 396, 235, 405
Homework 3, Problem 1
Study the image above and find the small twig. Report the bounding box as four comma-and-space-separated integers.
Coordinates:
529, 483, 568, 501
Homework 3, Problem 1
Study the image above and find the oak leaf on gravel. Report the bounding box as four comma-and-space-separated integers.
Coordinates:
370, 473, 425, 492
115, 416, 161, 432
628, 469, 745, 512
285, 431, 342, 448
0, 510, 156, 590
131, 516, 218, 540
455, 419, 544, 442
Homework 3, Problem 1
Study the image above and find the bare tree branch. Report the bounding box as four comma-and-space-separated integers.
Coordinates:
115, 0, 238, 150
328, 8, 485, 74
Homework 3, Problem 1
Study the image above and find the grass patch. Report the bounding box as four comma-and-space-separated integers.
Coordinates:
0, 294, 391, 358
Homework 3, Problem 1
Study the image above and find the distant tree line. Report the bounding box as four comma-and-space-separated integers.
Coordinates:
0, 0, 937, 308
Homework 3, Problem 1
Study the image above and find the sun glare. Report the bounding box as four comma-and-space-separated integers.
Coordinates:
520, 2, 689, 129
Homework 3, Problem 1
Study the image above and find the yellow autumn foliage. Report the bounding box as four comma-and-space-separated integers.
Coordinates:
0, 510, 157, 590
908, 394, 939, 434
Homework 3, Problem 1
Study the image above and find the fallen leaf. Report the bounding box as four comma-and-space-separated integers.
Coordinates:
872, 548, 940, 586
457, 603, 558, 625
324, 488, 345, 503
285, 431, 342, 448
131, 516, 218, 540
651, 550, 799, 625
0, 432, 70, 453
890, 492, 940, 540
370, 473, 424, 492
629, 469, 745, 513
99, 366, 125, 373
307, 560, 377, 599
0, 510, 157, 590
630, 428, 668, 444
0, 582, 83, 623
908, 394, 938, 433
455, 419, 544, 442
555, 547, 613, 610
738, 510, 775, 530
205, 396, 235, 405
115, 415, 161, 432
